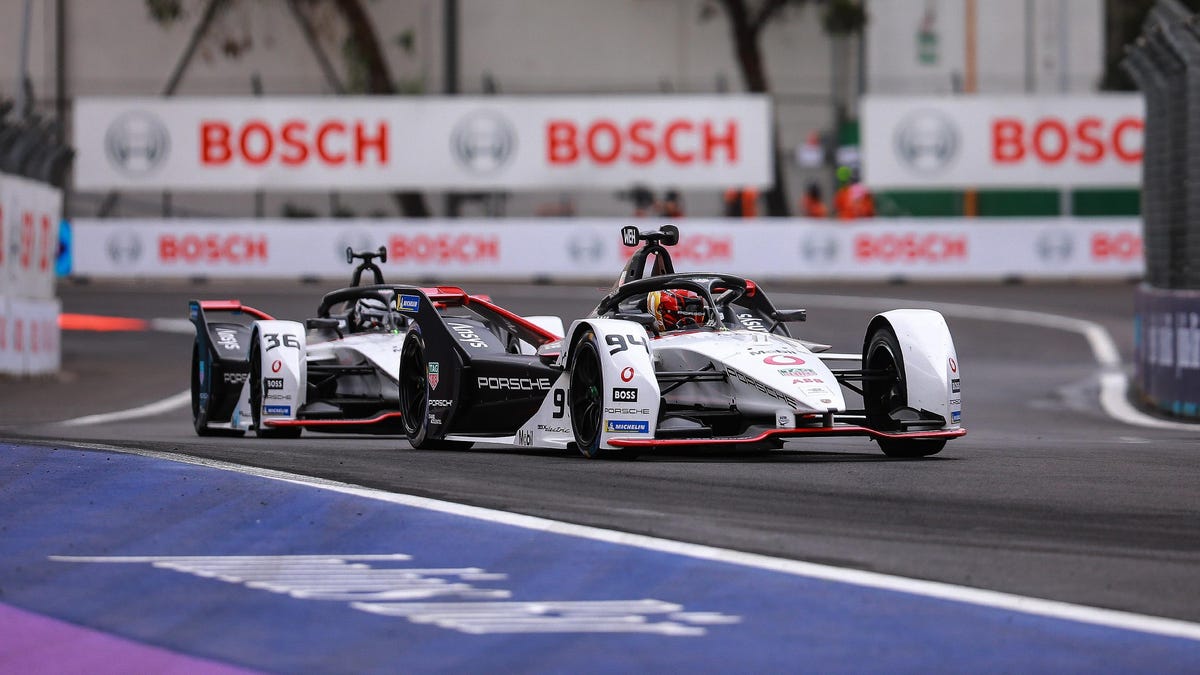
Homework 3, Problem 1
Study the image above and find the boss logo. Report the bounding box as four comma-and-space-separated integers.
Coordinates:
449, 322, 489, 348
216, 328, 240, 351
265, 378, 284, 390
611, 387, 638, 402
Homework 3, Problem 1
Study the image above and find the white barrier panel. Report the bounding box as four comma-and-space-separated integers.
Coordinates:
71, 218, 1143, 282
862, 95, 1143, 188
0, 173, 61, 300
74, 96, 772, 191
0, 296, 60, 376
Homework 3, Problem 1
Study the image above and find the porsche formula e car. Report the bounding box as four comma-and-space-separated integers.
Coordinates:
188, 247, 563, 438
395, 225, 965, 458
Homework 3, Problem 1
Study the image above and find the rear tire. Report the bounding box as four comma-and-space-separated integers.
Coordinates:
399, 330, 473, 450
191, 340, 216, 436
250, 337, 301, 439
863, 325, 942, 458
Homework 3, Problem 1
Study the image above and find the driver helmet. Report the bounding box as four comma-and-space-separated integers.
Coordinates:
352, 297, 389, 331
646, 289, 707, 332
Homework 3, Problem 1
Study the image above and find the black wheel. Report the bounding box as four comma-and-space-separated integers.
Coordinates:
191, 340, 216, 436
250, 337, 301, 439
568, 332, 638, 460
863, 325, 943, 458
399, 330, 472, 450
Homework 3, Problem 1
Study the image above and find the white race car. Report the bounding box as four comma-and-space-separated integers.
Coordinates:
188, 247, 563, 438
395, 225, 965, 458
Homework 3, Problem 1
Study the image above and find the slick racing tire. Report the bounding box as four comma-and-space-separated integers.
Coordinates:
398, 329, 472, 451
250, 337, 301, 439
863, 325, 944, 458
568, 331, 637, 460
191, 340, 217, 436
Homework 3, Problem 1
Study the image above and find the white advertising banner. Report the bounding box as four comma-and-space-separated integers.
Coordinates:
0, 296, 60, 375
0, 173, 61, 300
71, 217, 1143, 282
74, 96, 772, 191
862, 95, 1144, 188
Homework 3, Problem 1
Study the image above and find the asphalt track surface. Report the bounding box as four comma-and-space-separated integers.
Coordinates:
3, 278, 1199, 634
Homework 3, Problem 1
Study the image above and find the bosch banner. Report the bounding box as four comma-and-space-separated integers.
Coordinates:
71, 218, 1143, 281
73, 96, 772, 191
862, 95, 1144, 188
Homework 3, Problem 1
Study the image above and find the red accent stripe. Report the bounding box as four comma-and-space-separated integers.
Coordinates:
464, 295, 561, 342
608, 425, 967, 448
263, 411, 404, 428
58, 313, 149, 331
198, 300, 274, 320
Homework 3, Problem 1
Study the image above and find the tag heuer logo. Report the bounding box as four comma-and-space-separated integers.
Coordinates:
427, 361, 440, 390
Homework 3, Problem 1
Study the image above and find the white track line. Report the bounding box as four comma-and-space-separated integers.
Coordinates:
59, 390, 191, 427
60, 440, 1200, 642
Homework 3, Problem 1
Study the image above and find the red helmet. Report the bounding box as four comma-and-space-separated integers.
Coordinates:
647, 289, 707, 331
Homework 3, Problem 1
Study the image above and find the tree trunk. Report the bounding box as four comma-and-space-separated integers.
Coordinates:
717, 0, 791, 216
332, 0, 431, 217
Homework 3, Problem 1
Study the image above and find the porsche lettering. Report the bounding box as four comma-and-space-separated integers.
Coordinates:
476, 376, 553, 390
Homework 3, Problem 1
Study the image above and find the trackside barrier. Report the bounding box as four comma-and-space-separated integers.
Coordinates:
0, 172, 62, 376
70, 217, 1144, 282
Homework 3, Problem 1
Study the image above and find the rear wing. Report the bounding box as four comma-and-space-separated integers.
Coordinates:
188, 299, 274, 360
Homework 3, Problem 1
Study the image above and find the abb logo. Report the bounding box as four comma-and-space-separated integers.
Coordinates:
1091, 232, 1142, 261
547, 118, 739, 166
388, 234, 499, 263
159, 234, 268, 263
855, 234, 968, 262
992, 116, 1142, 165
200, 120, 389, 167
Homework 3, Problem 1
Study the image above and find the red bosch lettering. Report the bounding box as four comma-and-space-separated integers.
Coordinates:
854, 234, 968, 263
991, 115, 1144, 165
159, 234, 269, 263
546, 118, 740, 166
200, 119, 389, 167
387, 235, 500, 263
1091, 232, 1142, 261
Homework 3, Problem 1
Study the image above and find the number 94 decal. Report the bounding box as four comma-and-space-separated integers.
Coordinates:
606, 334, 648, 355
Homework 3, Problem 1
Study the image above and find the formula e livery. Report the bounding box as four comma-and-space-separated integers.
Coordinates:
397, 225, 965, 458
188, 246, 562, 437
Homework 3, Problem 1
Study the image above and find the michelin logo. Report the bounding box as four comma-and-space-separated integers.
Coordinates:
264, 405, 292, 416
398, 294, 421, 313
605, 419, 650, 434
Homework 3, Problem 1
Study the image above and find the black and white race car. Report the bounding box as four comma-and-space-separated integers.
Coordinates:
395, 225, 965, 458
188, 247, 562, 437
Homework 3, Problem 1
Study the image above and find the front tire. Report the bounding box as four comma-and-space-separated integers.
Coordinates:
863, 325, 943, 458
399, 330, 472, 450
250, 336, 301, 439
568, 331, 637, 460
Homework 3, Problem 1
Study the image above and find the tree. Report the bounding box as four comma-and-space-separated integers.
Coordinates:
145, 0, 430, 216
711, 0, 867, 216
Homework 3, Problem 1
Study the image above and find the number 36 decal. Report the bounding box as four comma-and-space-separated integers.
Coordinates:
606, 334, 648, 355
263, 333, 301, 351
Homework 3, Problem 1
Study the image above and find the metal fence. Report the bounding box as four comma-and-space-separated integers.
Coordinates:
1123, 0, 1200, 290
0, 97, 74, 189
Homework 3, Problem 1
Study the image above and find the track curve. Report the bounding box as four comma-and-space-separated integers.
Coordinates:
4, 278, 1199, 627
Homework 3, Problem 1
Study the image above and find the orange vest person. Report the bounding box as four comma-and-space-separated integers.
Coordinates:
801, 182, 828, 218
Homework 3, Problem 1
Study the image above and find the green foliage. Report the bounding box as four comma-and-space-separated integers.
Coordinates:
821, 0, 866, 35
145, 0, 185, 26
